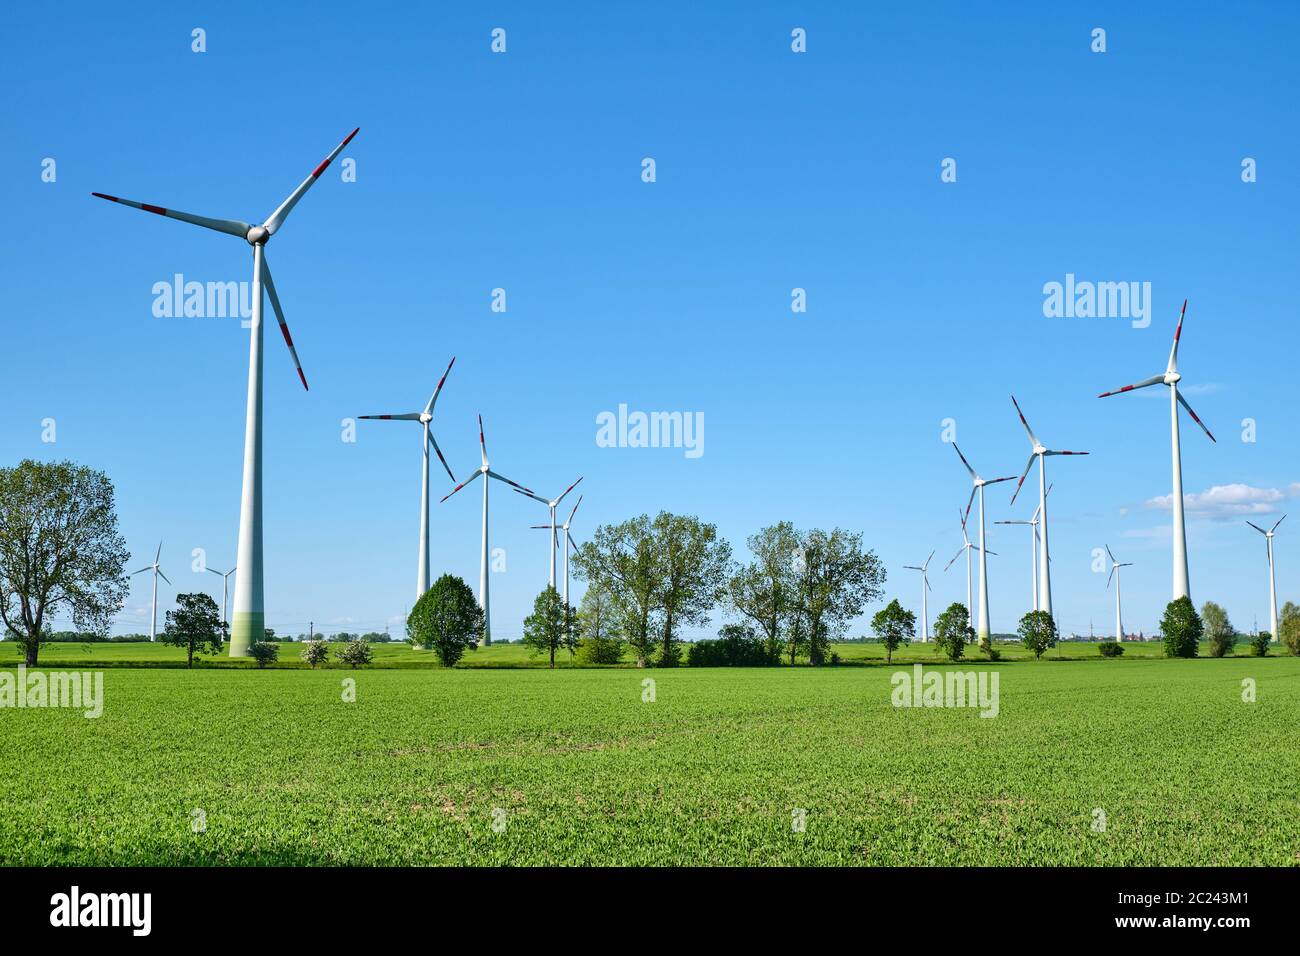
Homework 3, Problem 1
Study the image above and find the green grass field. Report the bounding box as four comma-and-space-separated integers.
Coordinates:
2, 650, 1297, 865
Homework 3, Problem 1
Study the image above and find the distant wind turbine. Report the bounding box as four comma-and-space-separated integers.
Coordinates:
952, 443, 1016, 646
945, 507, 996, 628
93, 127, 360, 656
441, 415, 540, 644
533, 494, 585, 605
515, 478, 584, 590
132, 542, 170, 642
997, 482, 1052, 613
359, 357, 458, 599
1098, 299, 1216, 602
1246, 515, 1286, 643
1106, 545, 1134, 641
903, 551, 935, 642
207, 565, 237, 626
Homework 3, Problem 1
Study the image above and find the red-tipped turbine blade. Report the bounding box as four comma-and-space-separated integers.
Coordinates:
425, 356, 456, 415
439, 469, 482, 503
264, 128, 360, 235
429, 431, 455, 481
1176, 391, 1215, 442
1099, 374, 1164, 399
1009, 452, 1036, 507
260, 256, 308, 390
90, 192, 250, 238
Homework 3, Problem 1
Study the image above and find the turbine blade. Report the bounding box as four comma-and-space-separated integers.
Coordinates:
1246, 520, 1267, 535
425, 356, 456, 415
358, 412, 421, 421
1098, 374, 1164, 399
567, 494, 583, 525
1010, 395, 1040, 448
1167, 298, 1188, 372
206, 567, 224, 577
90, 192, 250, 238
261, 256, 308, 390
1106, 544, 1116, 564
1009, 452, 1036, 507
1047, 450, 1089, 456
428, 431, 455, 481
567, 531, 578, 550
131, 566, 152, 575
157, 569, 171, 586
439, 469, 482, 503
985, 476, 1018, 486
925, 576, 932, 592
1272, 514, 1287, 533
555, 476, 584, 506
478, 414, 488, 468
984, 549, 998, 557
1107, 565, 1115, 589
263, 127, 360, 236
1176, 391, 1216, 442
951, 442, 977, 479
492, 472, 544, 500
944, 547, 964, 572
155, 541, 162, 562
963, 485, 977, 527
903, 565, 922, 571
530, 525, 551, 529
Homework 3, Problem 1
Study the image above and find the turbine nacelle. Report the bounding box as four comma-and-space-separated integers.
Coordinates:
245, 225, 270, 245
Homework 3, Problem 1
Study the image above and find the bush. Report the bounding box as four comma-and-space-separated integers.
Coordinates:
1249, 632, 1272, 657
338, 639, 373, 669
575, 635, 625, 665
1161, 597, 1202, 658
299, 639, 330, 669
686, 625, 776, 667
1098, 640, 1125, 658
248, 641, 279, 668
1202, 602, 1234, 658
1280, 602, 1300, 655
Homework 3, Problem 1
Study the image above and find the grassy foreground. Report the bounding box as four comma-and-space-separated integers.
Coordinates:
2, 657, 1298, 865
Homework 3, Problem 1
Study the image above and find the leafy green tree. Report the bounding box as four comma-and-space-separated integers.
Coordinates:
932, 602, 972, 662
1161, 596, 1202, 658
575, 585, 624, 664
1201, 601, 1234, 657
161, 592, 227, 668
727, 522, 801, 664
1279, 601, 1300, 656
1018, 610, 1058, 659
248, 641, 279, 668
523, 586, 576, 668
872, 598, 915, 664
408, 573, 484, 667
793, 528, 886, 665
573, 515, 661, 667
300, 639, 330, 668
0, 460, 130, 666
651, 512, 732, 667
338, 639, 374, 669
1249, 632, 1272, 657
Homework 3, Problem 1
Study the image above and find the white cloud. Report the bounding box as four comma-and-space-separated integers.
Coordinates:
1145, 482, 1291, 518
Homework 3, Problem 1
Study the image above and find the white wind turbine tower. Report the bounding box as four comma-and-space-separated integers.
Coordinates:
533, 494, 585, 605
996, 482, 1052, 612
132, 542, 170, 642
1008, 396, 1088, 623
441, 415, 541, 644
515, 478, 584, 590
903, 552, 935, 642
1105, 545, 1134, 641
1098, 299, 1216, 602
1246, 515, 1285, 643
952, 444, 1016, 646
359, 357, 458, 600
207, 565, 237, 626
93, 128, 360, 656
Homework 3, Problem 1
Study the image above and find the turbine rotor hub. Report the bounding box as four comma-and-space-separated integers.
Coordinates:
246, 225, 270, 245
1165, 371, 1181, 385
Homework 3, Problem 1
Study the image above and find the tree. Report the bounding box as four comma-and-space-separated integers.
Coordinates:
1201, 601, 1234, 658
300, 639, 330, 669
161, 592, 226, 668
407, 573, 483, 667
0, 460, 130, 666
727, 522, 801, 664
651, 512, 732, 667
575, 585, 624, 665
1279, 601, 1300, 656
1018, 610, 1057, 660
572, 515, 661, 667
248, 641, 279, 668
1249, 632, 1272, 657
523, 586, 575, 668
793, 528, 886, 665
338, 639, 374, 669
686, 623, 774, 667
932, 602, 973, 662
872, 599, 915, 664
1161, 596, 1202, 658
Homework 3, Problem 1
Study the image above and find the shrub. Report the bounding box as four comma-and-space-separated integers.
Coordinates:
575, 635, 625, 665
1161, 596, 1201, 658
1280, 602, 1300, 656
1202, 602, 1234, 658
1249, 632, 1272, 657
338, 639, 373, 669
686, 625, 775, 667
248, 641, 279, 668
1098, 640, 1125, 657
300, 639, 330, 668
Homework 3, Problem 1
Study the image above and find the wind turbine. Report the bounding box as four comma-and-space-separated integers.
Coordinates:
996, 483, 1052, 613
533, 494, 585, 605
93, 127, 360, 657
1098, 299, 1216, 602
1105, 545, 1134, 641
441, 415, 540, 644
903, 551, 935, 642
132, 542, 170, 642
515, 478, 584, 589
944, 508, 977, 628
1246, 515, 1285, 642
359, 357, 457, 600
207, 565, 237, 626
952, 444, 1016, 646
1008, 396, 1087, 623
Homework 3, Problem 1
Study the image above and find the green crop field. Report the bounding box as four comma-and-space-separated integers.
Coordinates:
2, 653, 1297, 866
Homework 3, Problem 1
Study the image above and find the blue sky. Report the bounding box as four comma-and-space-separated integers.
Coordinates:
3, 2, 1297, 640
